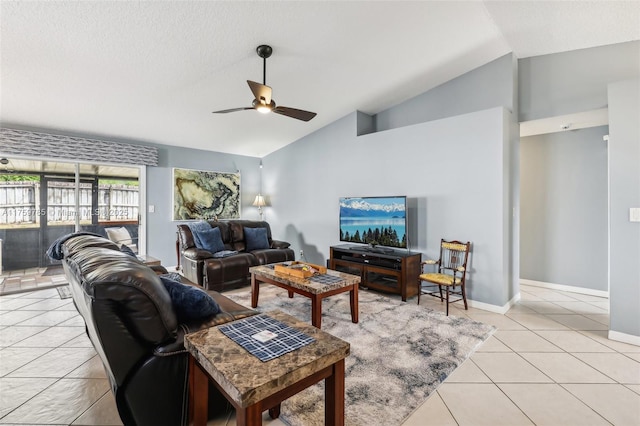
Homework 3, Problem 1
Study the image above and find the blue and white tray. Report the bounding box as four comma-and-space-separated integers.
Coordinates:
218, 314, 315, 362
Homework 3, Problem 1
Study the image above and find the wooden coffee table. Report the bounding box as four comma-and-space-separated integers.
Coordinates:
249, 264, 360, 329
186, 310, 350, 426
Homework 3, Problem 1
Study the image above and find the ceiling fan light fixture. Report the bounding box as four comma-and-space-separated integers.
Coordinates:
212, 45, 316, 121
252, 98, 275, 114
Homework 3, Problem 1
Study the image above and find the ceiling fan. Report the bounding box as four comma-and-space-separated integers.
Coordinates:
212, 45, 317, 122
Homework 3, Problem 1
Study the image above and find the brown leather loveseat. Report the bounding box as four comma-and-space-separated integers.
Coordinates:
60, 234, 256, 425
177, 220, 295, 291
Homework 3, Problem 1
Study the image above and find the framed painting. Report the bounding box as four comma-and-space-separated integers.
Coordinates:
172, 168, 240, 220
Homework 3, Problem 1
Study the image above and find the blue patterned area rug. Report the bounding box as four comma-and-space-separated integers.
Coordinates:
226, 286, 495, 426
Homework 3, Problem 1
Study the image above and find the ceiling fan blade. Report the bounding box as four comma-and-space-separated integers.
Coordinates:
247, 80, 272, 105
212, 107, 253, 114
272, 106, 317, 122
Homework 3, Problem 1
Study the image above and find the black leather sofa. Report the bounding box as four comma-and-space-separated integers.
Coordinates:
177, 220, 295, 291
60, 234, 256, 426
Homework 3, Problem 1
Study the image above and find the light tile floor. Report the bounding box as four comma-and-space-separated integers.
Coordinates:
0, 266, 68, 296
1, 275, 639, 425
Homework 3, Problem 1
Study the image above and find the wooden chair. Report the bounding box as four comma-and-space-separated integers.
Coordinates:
417, 239, 471, 315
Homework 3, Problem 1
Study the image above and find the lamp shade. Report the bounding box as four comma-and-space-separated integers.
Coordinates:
252, 194, 266, 207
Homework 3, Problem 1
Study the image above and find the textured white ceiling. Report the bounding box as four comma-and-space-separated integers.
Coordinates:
1, 1, 638, 157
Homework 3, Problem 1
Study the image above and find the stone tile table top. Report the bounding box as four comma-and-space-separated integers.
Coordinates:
249, 264, 360, 329
249, 264, 360, 294
185, 309, 350, 409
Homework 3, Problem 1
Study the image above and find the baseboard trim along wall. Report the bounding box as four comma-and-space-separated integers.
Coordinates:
608, 330, 640, 347
520, 279, 609, 298
468, 293, 521, 315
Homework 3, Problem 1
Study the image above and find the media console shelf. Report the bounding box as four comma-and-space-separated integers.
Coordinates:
329, 244, 421, 302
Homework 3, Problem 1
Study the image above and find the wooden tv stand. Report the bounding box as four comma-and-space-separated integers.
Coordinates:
329, 244, 421, 302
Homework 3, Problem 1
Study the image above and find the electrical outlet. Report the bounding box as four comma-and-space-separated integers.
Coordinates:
630, 208, 640, 222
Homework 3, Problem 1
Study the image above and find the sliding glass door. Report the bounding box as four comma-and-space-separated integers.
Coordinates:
0, 157, 141, 272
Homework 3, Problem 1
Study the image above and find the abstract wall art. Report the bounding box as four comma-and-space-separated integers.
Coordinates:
172, 168, 240, 220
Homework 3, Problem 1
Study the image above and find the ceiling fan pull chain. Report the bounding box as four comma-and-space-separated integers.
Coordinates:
263, 56, 267, 85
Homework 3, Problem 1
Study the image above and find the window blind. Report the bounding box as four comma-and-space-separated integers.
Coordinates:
0, 128, 158, 167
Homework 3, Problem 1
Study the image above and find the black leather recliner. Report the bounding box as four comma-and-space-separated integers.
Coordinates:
177, 220, 295, 291
61, 234, 256, 426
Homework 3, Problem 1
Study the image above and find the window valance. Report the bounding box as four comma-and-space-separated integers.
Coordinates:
0, 128, 158, 167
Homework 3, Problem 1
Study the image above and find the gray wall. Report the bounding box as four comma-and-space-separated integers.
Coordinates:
520, 127, 609, 291
608, 78, 640, 338
375, 54, 515, 131
146, 145, 261, 266
264, 107, 512, 306
519, 41, 640, 121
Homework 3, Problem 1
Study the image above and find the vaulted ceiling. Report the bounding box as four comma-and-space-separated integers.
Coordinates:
2, 1, 638, 157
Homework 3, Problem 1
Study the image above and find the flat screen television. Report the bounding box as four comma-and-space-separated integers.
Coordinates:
339, 196, 407, 249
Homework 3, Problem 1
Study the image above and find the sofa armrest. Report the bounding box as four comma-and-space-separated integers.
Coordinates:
154, 325, 189, 355
150, 265, 169, 275
182, 247, 214, 260
271, 240, 291, 249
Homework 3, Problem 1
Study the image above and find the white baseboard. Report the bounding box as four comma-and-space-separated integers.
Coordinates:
467, 293, 521, 315
608, 330, 640, 347
520, 279, 609, 298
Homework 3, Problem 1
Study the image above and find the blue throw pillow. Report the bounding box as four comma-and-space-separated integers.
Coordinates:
188, 221, 211, 249
195, 227, 225, 253
244, 227, 269, 251
160, 276, 221, 322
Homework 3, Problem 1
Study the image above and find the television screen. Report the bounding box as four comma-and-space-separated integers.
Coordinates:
339, 196, 407, 249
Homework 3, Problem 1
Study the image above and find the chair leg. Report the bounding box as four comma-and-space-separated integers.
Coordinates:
417, 281, 421, 305
438, 285, 443, 302
461, 283, 468, 310
445, 286, 450, 316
